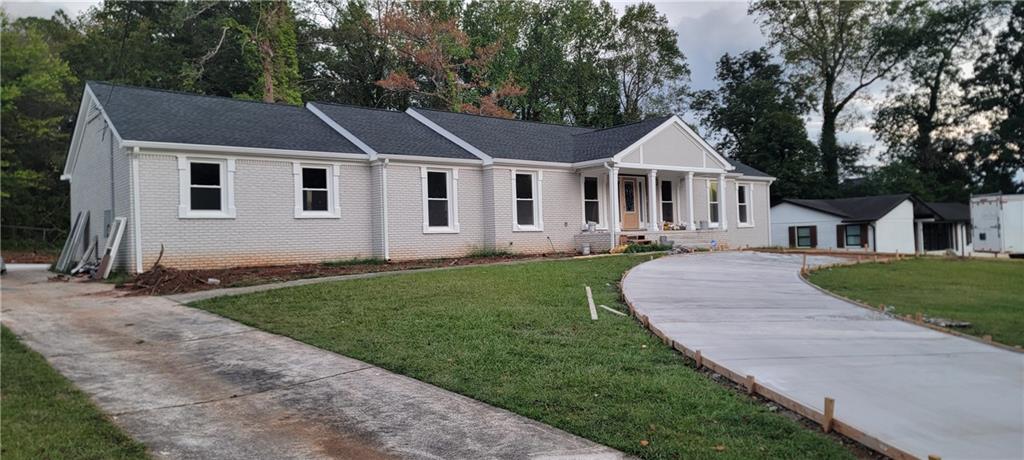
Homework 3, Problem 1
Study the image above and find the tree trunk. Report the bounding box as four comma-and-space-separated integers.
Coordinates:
820, 80, 839, 194
260, 38, 275, 103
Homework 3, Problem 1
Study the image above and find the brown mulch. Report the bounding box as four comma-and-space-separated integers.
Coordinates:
119, 253, 577, 296
2, 250, 58, 264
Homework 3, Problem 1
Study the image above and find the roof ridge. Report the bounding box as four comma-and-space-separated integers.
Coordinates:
309, 100, 405, 113
414, 107, 595, 130
572, 115, 673, 137
86, 80, 306, 109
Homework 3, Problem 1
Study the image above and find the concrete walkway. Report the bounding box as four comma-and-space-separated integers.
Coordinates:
2, 268, 623, 459
622, 252, 1024, 460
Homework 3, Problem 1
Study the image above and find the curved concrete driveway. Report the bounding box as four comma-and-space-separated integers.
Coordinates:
623, 252, 1023, 460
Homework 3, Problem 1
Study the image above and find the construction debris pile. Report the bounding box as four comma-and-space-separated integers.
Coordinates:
54, 211, 126, 280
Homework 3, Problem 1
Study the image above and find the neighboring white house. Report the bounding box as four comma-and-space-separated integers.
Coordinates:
60, 82, 775, 272
771, 194, 971, 255
971, 193, 1024, 256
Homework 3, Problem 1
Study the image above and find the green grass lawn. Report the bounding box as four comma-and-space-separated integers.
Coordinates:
194, 255, 852, 459
808, 257, 1024, 347
1, 326, 148, 459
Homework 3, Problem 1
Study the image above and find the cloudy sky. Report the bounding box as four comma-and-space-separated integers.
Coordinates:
6, 0, 880, 157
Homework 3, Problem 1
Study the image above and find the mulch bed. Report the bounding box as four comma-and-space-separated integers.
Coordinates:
120, 253, 577, 296
2, 250, 57, 264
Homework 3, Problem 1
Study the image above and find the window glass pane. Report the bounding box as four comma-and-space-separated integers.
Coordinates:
585, 201, 599, 223
427, 171, 447, 199
191, 187, 221, 210
517, 200, 534, 226
661, 181, 672, 199
515, 174, 533, 199
662, 202, 674, 222
191, 162, 220, 186
584, 177, 598, 200
797, 227, 811, 238
709, 182, 718, 202
846, 226, 861, 246
739, 205, 748, 223
737, 185, 747, 204
302, 167, 327, 189
624, 182, 635, 211
428, 200, 448, 227
710, 205, 719, 223
303, 190, 329, 211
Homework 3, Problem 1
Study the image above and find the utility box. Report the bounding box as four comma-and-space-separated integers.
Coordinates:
971, 193, 1024, 256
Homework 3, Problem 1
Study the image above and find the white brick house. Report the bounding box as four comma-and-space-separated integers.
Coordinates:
62, 82, 775, 272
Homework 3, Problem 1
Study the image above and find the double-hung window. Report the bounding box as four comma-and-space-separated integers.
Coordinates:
583, 176, 601, 226
513, 170, 542, 231
178, 157, 235, 218
707, 181, 720, 226
660, 181, 674, 223
422, 168, 458, 233
293, 163, 339, 218
845, 225, 863, 247
796, 226, 814, 248
736, 183, 751, 226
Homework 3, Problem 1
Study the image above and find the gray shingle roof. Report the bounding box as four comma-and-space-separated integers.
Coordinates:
413, 108, 592, 162
309, 103, 477, 159
728, 161, 771, 178
88, 82, 362, 154
924, 202, 970, 222
781, 194, 912, 222
571, 116, 673, 162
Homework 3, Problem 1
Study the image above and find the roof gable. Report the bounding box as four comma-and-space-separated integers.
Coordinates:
86, 82, 362, 154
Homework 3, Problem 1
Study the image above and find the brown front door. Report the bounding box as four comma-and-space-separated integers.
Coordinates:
619, 177, 640, 230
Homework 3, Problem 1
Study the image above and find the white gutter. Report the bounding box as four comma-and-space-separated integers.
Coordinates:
122, 140, 367, 161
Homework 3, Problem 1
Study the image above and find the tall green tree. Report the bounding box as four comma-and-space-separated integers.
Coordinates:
611, 2, 688, 122
1, 12, 78, 236
228, 1, 303, 103
872, 0, 1000, 201
966, 1, 1024, 193
691, 49, 822, 201
751, 0, 914, 193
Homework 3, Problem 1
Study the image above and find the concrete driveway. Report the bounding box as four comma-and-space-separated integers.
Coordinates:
1, 268, 623, 459
622, 252, 1024, 460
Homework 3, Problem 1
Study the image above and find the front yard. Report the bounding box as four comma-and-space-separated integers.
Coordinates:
0, 326, 148, 459
194, 255, 853, 459
808, 257, 1024, 347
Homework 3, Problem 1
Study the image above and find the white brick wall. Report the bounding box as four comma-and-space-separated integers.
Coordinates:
136, 154, 374, 269
491, 168, 581, 254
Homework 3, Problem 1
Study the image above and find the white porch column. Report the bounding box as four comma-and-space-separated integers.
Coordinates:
686, 172, 695, 231
608, 167, 620, 248
718, 173, 728, 231
647, 169, 659, 231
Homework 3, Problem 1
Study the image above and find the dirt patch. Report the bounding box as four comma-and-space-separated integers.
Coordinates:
120, 253, 575, 296
2, 249, 57, 264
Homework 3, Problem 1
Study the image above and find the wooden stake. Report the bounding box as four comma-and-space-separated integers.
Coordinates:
915, 312, 924, 323
585, 286, 598, 321
745, 375, 756, 395
694, 350, 703, 368
928, 455, 941, 460
823, 397, 835, 433
983, 335, 992, 342
802, 253, 807, 271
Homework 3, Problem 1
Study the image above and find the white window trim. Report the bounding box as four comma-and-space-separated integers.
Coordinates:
293, 162, 341, 219
580, 175, 606, 230
178, 156, 236, 219
421, 167, 460, 234
736, 182, 754, 227
706, 179, 720, 228
512, 169, 543, 232
659, 180, 675, 224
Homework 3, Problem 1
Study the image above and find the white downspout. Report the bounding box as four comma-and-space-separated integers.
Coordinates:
381, 158, 390, 261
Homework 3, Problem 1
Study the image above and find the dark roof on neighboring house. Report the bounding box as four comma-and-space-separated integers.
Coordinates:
309, 103, 477, 159
571, 116, 672, 162
88, 82, 362, 154
924, 202, 970, 222
780, 194, 912, 222
413, 108, 593, 162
